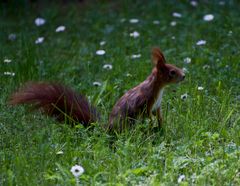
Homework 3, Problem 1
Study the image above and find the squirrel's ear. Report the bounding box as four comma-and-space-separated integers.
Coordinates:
151, 47, 166, 68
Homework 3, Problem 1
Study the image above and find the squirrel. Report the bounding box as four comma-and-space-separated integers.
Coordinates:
9, 47, 185, 132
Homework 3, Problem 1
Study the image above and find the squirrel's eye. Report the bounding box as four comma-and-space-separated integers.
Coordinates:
169, 70, 176, 77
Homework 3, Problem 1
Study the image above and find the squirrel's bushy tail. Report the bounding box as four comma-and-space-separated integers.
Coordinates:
9, 82, 100, 126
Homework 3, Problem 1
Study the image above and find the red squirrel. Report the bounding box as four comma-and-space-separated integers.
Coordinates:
9, 47, 185, 131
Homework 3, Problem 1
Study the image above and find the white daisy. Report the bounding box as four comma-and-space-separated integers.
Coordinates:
8, 33, 16, 41
203, 14, 214, 22
93, 82, 102, 87
35, 17, 46, 26
55, 25, 66, 32
103, 64, 113, 70
198, 86, 204, 91
178, 175, 185, 183
172, 12, 182, 18
129, 18, 139, 24
70, 165, 84, 177
182, 67, 189, 73
35, 37, 44, 44
153, 20, 160, 25
170, 21, 177, 26
131, 54, 141, 59
171, 36, 175, 40
96, 50, 105, 55
4, 72, 15, 76
203, 65, 210, 69
100, 41, 106, 46
4, 59, 12, 63
184, 57, 191, 64
190, 1, 198, 7
130, 31, 140, 38
181, 93, 188, 100
196, 40, 206, 46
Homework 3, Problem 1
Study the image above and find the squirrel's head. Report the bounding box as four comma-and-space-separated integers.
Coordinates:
152, 47, 185, 84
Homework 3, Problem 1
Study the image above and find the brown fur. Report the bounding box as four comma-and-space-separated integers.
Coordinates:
9, 82, 99, 126
9, 47, 184, 131
108, 48, 185, 131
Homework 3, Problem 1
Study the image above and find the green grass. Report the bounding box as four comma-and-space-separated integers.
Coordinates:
1, 0, 240, 185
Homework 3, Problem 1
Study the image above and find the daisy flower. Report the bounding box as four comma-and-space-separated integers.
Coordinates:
35, 17, 46, 26
126, 73, 132, 77
4, 59, 12, 63
190, 1, 198, 7
178, 175, 185, 183
130, 31, 140, 38
203, 64, 210, 69
184, 57, 191, 64
55, 25, 66, 32
198, 86, 204, 91
100, 41, 106, 46
35, 37, 44, 44
170, 21, 177, 26
4, 72, 15, 76
8, 33, 16, 41
93, 82, 102, 87
96, 50, 105, 55
172, 12, 182, 18
129, 18, 139, 24
182, 67, 189, 73
203, 14, 214, 22
181, 93, 188, 100
70, 165, 84, 177
196, 40, 206, 46
103, 64, 113, 70
131, 54, 141, 59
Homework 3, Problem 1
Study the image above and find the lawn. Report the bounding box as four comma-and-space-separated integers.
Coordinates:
0, 0, 240, 185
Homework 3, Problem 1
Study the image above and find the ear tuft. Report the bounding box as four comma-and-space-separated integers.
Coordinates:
151, 47, 166, 67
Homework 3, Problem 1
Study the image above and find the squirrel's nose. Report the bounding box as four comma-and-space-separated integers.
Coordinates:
182, 75, 185, 80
